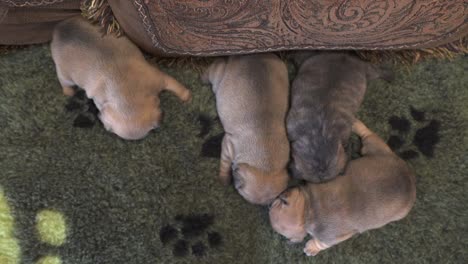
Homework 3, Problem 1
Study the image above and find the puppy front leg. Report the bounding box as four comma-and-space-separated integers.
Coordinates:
56, 70, 76, 96
219, 135, 234, 186
163, 75, 192, 102
352, 119, 392, 156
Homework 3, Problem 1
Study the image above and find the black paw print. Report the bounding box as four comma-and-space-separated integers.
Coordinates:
197, 112, 224, 158
201, 132, 224, 158
159, 213, 223, 258
387, 106, 440, 160
64, 89, 100, 128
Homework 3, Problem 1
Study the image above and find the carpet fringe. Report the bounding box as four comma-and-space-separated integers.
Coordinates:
354, 37, 468, 66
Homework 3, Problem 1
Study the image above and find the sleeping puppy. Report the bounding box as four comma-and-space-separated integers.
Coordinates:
51, 16, 191, 140
287, 51, 393, 182
269, 120, 416, 256
202, 54, 290, 205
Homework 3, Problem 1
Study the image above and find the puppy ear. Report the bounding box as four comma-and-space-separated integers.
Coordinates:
235, 163, 266, 176
234, 163, 255, 176
234, 163, 261, 186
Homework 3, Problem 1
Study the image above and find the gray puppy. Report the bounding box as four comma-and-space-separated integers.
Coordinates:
287, 51, 392, 182
202, 54, 290, 205
270, 120, 416, 256
51, 17, 191, 140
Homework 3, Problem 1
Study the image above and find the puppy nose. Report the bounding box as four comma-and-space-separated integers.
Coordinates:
317, 164, 327, 174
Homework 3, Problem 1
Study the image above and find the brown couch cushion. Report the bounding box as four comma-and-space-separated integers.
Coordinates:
0, 0, 80, 45
1, 0, 467, 55
108, 0, 468, 56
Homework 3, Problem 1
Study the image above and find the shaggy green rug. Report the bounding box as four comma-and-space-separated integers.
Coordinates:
0, 46, 467, 264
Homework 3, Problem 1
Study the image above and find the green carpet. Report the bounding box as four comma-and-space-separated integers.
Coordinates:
0, 46, 467, 264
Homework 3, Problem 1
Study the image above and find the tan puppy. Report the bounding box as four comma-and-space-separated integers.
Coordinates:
269, 120, 416, 256
51, 17, 191, 140
202, 54, 290, 205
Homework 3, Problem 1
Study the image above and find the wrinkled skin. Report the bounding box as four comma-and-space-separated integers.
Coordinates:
202, 54, 290, 205
287, 51, 393, 182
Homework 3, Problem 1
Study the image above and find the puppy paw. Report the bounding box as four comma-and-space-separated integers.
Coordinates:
181, 90, 192, 103
303, 246, 320, 257
62, 86, 76, 97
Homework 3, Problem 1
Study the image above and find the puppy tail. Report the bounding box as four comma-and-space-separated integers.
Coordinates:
366, 64, 395, 83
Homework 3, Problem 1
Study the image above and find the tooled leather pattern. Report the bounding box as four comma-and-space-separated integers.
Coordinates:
132, 0, 467, 55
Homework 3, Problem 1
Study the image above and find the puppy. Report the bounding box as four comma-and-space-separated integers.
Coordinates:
269, 120, 416, 256
50, 17, 191, 140
287, 51, 393, 182
202, 54, 290, 205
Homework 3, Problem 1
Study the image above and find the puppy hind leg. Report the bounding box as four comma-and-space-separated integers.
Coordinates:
219, 135, 234, 186
303, 238, 330, 256
163, 75, 192, 102
304, 232, 355, 256
201, 58, 227, 88
352, 120, 392, 156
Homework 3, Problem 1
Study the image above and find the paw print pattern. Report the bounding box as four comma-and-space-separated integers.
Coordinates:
0, 187, 20, 263
35, 209, 68, 264
64, 89, 99, 128
159, 213, 223, 258
197, 113, 215, 138
0, 187, 69, 264
198, 112, 224, 158
387, 106, 441, 160
201, 132, 224, 158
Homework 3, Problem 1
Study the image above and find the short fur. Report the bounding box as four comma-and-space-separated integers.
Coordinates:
287, 51, 392, 182
51, 17, 191, 140
269, 120, 416, 256
202, 54, 290, 205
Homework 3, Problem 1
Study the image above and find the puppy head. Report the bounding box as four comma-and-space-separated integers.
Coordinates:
290, 139, 346, 183
99, 99, 162, 140
269, 187, 307, 243
232, 163, 289, 205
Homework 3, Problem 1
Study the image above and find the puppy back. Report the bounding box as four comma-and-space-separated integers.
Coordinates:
348, 156, 416, 227
52, 16, 100, 48
52, 16, 140, 59
303, 156, 416, 236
